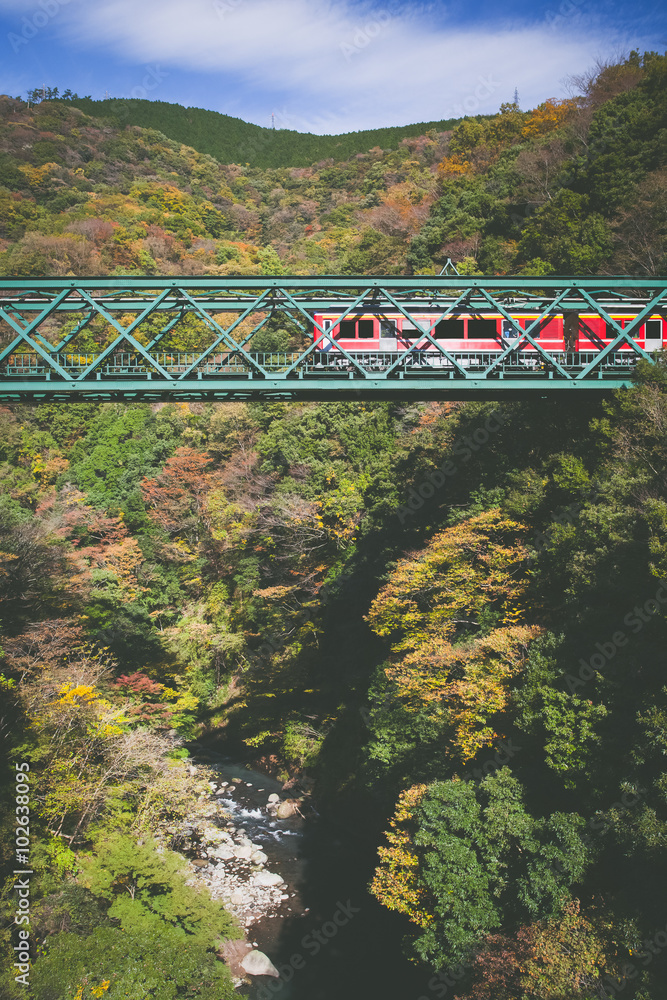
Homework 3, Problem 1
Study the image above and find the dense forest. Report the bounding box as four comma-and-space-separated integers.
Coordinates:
1, 49, 667, 1000
67, 97, 463, 170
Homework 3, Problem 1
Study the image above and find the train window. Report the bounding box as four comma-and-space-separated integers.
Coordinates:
338, 320, 356, 338
605, 322, 620, 339
380, 320, 397, 337
434, 319, 465, 338
402, 321, 418, 337
358, 320, 374, 339
522, 318, 537, 334
539, 318, 559, 337
468, 319, 498, 338
645, 320, 662, 343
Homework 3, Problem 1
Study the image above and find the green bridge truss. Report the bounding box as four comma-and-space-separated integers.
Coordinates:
0, 275, 665, 401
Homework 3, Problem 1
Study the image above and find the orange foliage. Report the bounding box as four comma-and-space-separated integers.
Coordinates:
141, 447, 220, 537
32, 490, 144, 602
437, 154, 473, 179
456, 899, 610, 999
521, 98, 577, 140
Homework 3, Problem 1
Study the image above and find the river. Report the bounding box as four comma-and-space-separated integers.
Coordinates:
193, 750, 431, 1000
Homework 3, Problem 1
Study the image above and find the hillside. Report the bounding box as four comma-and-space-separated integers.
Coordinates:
68, 97, 462, 168
1, 51, 665, 283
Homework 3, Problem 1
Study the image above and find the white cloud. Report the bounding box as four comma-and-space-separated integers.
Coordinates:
0, 0, 645, 131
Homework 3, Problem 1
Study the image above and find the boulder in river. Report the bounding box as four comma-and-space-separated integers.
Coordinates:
267, 793, 280, 803
241, 950, 280, 977
254, 871, 283, 887
276, 799, 299, 818
211, 847, 235, 861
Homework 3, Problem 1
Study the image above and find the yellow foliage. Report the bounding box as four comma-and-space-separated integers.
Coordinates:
367, 509, 542, 761
174, 691, 199, 712
31, 453, 70, 486
371, 784, 432, 926
71, 980, 111, 999
367, 508, 530, 649
88, 700, 129, 738
98, 538, 146, 600
19, 162, 59, 186
205, 490, 253, 546
58, 683, 98, 706
0, 550, 19, 577
388, 625, 542, 761
520, 899, 609, 996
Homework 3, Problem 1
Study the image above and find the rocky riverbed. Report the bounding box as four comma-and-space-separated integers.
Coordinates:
158, 757, 310, 990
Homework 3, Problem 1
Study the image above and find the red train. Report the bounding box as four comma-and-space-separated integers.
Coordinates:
312, 311, 665, 355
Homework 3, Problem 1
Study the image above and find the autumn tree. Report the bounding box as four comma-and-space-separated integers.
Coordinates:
372, 769, 591, 968
141, 447, 219, 544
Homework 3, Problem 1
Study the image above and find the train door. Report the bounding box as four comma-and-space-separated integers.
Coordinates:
379, 319, 397, 351
645, 319, 663, 352
320, 319, 333, 352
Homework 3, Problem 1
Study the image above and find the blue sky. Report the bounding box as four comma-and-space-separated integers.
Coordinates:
0, 0, 664, 134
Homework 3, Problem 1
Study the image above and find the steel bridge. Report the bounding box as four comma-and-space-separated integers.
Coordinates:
0, 275, 665, 401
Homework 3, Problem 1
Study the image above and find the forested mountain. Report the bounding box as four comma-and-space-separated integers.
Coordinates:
1, 50, 665, 278
67, 97, 462, 169
1, 50, 667, 1000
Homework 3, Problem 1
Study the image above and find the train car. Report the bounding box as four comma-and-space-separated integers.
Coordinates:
312, 311, 666, 358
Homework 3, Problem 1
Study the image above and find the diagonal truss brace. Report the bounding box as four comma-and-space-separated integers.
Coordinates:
380, 289, 473, 378
576, 331, 654, 379
75, 290, 174, 380
175, 288, 273, 379
578, 288, 667, 341
481, 289, 573, 380
0, 288, 76, 379
282, 287, 373, 378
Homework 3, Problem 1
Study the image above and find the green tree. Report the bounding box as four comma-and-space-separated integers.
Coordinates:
26, 834, 239, 1000
517, 190, 612, 272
